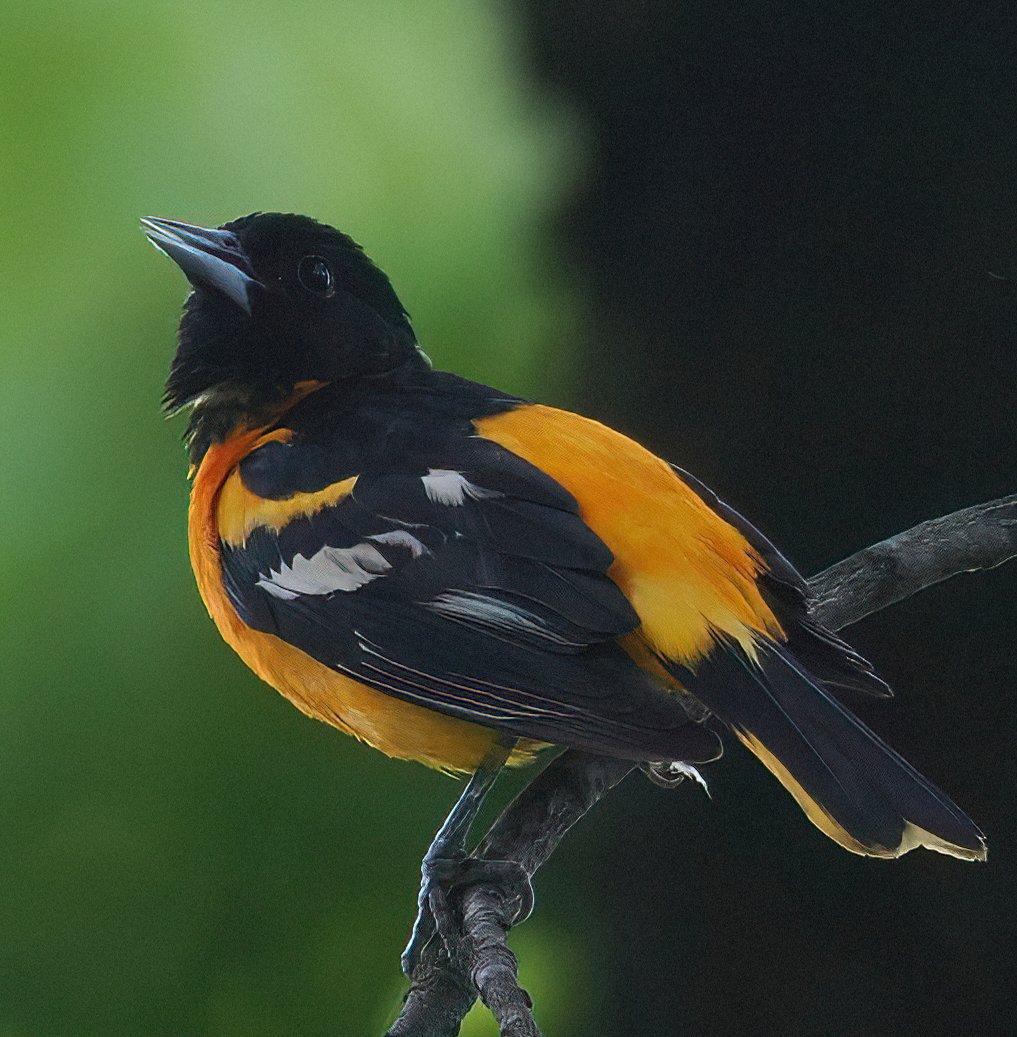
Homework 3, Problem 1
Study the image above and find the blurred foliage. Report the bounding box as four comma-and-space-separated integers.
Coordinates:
0, 3, 583, 1034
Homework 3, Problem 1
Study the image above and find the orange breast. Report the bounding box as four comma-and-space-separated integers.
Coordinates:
188, 426, 533, 773
476, 405, 783, 666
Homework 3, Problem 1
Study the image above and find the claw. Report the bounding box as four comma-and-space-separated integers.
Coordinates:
400, 856, 535, 975
642, 759, 711, 794
401, 852, 461, 975
400, 743, 515, 975
449, 858, 535, 924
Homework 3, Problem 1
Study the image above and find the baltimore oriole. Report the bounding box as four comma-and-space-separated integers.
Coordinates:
143, 212, 985, 971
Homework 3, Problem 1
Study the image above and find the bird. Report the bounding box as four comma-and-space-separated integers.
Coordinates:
143, 212, 985, 971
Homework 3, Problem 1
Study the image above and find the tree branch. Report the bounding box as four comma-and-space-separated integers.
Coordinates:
384, 493, 1017, 1037
808, 493, 1017, 631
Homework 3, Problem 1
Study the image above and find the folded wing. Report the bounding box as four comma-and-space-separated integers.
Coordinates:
220, 437, 720, 763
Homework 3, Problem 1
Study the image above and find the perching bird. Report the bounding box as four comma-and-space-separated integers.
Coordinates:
143, 212, 985, 970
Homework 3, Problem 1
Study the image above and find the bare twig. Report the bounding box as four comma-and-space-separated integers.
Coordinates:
809, 493, 1017, 631
384, 494, 1017, 1037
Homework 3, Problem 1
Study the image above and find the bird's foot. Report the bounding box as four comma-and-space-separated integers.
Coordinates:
400, 856, 534, 976
641, 759, 710, 794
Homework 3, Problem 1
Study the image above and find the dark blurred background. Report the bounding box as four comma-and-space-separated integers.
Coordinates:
1, 2, 1014, 1035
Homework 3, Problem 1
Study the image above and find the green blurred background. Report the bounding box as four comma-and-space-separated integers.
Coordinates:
2, 2, 1015, 1035
1, 3, 580, 1034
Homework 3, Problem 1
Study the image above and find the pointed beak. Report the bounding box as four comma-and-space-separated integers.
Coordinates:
141, 217, 262, 315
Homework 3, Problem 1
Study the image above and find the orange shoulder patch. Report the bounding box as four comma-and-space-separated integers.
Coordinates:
217, 464, 358, 547
475, 405, 783, 666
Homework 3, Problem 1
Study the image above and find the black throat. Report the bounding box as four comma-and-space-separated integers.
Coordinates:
180, 355, 446, 466
180, 383, 294, 465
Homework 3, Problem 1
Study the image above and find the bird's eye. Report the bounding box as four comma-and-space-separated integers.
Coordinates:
297, 255, 334, 296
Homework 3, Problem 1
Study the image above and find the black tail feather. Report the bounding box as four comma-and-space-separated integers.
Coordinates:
780, 613, 893, 699
680, 641, 985, 860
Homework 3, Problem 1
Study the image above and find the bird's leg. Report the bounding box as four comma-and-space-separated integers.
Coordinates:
401, 739, 526, 976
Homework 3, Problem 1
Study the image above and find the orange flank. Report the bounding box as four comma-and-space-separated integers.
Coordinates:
476, 405, 785, 668
189, 422, 540, 772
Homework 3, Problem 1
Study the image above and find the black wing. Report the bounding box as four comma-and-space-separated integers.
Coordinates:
222, 438, 721, 763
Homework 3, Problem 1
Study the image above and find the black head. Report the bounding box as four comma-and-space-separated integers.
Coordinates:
143, 213, 427, 417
